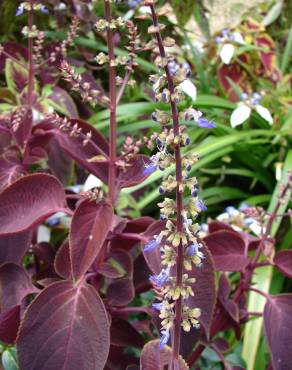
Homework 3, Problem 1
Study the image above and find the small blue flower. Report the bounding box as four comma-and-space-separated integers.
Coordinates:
251, 92, 261, 106
47, 217, 61, 227
239, 202, 249, 211
186, 243, 199, 256
244, 217, 255, 226
16, 4, 24, 16
150, 268, 170, 287
160, 329, 170, 348
196, 199, 207, 212
144, 154, 159, 175
197, 117, 216, 129
40, 5, 49, 14
240, 92, 248, 101
215, 36, 223, 44
152, 302, 164, 311
201, 223, 208, 232
221, 28, 230, 37
225, 206, 237, 217
144, 239, 159, 252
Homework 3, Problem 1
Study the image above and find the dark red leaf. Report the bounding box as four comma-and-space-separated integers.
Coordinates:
10, 106, 32, 150
208, 221, 234, 233
17, 281, 110, 370
107, 278, 135, 307
48, 86, 79, 118
98, 249, 132, 279
141, 220, 166, 275
204, 230, 249, 271
186, 246, 216, 338
0, 156, 25, 192
264, 294, 292, 370
0, 305, 20, 344
110, 318, 144, 348
70, 199, 113, 281
54, 241, 72, 280
274, 250, 292, 278
0, 174, 67, 235
0, 230, 32, 265
33, 242, 55, 267
48, 138, 73, 185
117, 155, 151, 189
140, 340, 189, 369
0, 263, 37, 311
217, 274, 239, 322
0, 42, 28, 70
42, 117, 109, 183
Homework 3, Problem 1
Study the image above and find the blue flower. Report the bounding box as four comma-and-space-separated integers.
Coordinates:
40, 5, 49, 14
225, 206, 237, 217
46, 217, 61, 227
196, 199, 207, 212
244, 217, 255, 226
16, 4, 24, 16
239, 202, 249, 211
144, 239, 159, 252
150, 268, 170, 287
186, 243, 199, 256
160, 329, 170, 348
152, 302, 164, 311
200, 223, 208, 232
197, 118, 216, 129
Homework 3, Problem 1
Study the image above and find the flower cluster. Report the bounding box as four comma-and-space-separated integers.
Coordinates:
16, 2, 49, 16
230, 91, 273, 127
216, 28, 245, 65
143, 2, 215, 348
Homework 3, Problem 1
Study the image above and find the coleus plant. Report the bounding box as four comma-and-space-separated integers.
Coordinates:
0, 1, 291, 370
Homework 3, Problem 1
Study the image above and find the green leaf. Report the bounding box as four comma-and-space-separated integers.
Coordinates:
242, 150, 292, 370
2, 348, 19, 370
169, 0, 196, 26
280, 26, 292, 73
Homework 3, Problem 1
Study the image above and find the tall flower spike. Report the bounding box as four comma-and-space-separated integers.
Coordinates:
145, 2, 214, 366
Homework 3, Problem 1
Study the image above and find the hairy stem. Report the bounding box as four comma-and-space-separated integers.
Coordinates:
27, 0, 34, 108
104, 0, 117, 205
149, 4, 184, 367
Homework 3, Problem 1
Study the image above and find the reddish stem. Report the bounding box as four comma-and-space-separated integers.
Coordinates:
104, 0, 117, 205
149, 5, 184, 368
27, 0, 34, 108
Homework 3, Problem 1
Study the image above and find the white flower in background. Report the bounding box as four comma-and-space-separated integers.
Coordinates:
180, 79, 197, 101
230, 92, 273, 128
216, 28, 245, 65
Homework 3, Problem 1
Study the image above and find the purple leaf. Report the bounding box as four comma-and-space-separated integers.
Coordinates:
10, 106, 32, 150
0, 231, 32, 265
17, 281, 110, 370
0, 263, 37, 311
204, 230, 250, 271
107, 278, 135, 307
54, 241, 72, 280
47, 86, 79, 118
48, 138, 73, 185
117, 155, 152, 189
140, 340, 188, 369
110, 318, 144, 348
274, 250, 292, 278
186, 245, 216, 338
41, 117, 109, 183
0, 174, 67, 235
69, 199, 113, 281
0, 156, 26, 192
264, 294, 292, 370
0, 305, 20, 344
